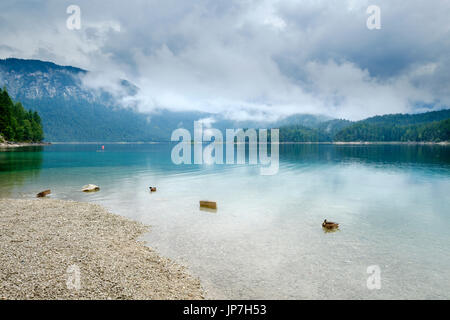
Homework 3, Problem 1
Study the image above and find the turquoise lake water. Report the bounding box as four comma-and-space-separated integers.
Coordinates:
1, 143, 449, 299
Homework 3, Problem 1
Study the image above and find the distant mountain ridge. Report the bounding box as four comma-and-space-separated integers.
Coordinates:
334, 110, 450, 142
278, 110, 450, 142
1, 58, 448, 142
361, 109, 450, 126
0, 58, 330, 142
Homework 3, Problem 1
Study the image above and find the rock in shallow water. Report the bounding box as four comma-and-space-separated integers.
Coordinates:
200, 201, 217, 209
36, 190, 51, 198
81, 184, 100, 192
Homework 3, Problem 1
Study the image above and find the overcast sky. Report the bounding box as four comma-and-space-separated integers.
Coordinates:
1, 0, 449, 120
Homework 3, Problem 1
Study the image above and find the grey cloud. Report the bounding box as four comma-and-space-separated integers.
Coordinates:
0, 0, 449, 120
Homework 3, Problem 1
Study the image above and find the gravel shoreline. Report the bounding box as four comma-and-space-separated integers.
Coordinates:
0, 142, 50, 148
0, 199, 204, 300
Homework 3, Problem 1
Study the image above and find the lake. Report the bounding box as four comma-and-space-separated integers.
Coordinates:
1, 143, 449, 299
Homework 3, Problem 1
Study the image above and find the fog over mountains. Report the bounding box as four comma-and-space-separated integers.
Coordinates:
1, 58, 449, 143
0, 58, 334, 142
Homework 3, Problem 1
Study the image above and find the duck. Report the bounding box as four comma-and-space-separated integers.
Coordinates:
149, 187, 157, 192
322, 219, 339, 230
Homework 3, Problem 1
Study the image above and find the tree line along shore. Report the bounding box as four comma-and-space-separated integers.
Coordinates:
0, 87, 44, 143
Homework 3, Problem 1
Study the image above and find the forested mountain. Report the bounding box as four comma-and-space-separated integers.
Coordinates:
316, 119, 353, 137
1, 58, 448, 143
278, 110, 450, 142
0, 87, 44, 142
359, 110, 450, 126
278, 125, 330, 142
334, 110, 450, 142
0, 58, 329, 142
0, 58, 182, 142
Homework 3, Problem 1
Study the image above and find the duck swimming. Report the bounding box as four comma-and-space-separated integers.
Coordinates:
322, 219, 339, 230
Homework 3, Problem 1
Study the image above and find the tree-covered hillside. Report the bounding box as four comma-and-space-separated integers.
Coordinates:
334, 110, 450, 142
359, 109, 450, 126
0, 87, 44, 142
0, 58, 159, 142
278, 110, 450, 142
278, 125, 331, 142
0, 59, 337, 142
1, 58, 449, 143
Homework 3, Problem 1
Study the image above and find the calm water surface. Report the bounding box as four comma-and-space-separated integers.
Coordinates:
1, 143, 449, 299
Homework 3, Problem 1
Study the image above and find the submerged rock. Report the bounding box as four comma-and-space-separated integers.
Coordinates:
36, 190, 51, 198
200, 201, 217, 209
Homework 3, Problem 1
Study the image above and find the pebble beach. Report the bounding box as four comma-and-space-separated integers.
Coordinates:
0, 199, 204, 300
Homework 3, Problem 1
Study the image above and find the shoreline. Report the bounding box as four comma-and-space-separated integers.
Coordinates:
280, 141, 450, 145
0, 198, 204, 300
50, 141, 160, 145
0, 142, 51, 148
10, 141, 450, 145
